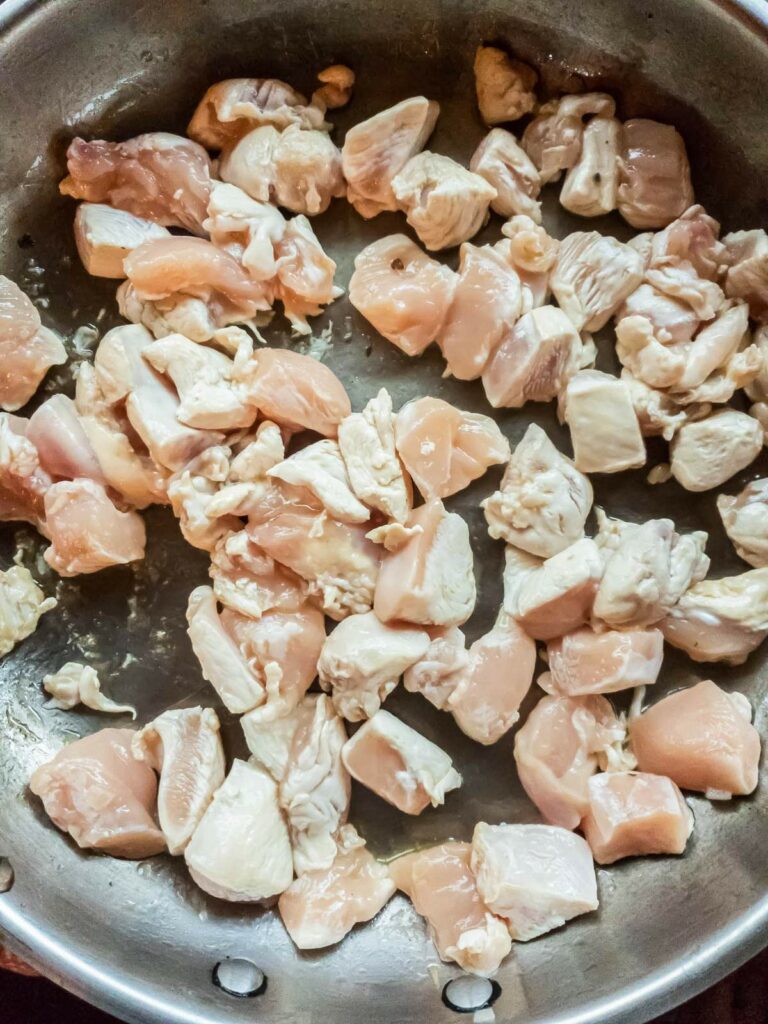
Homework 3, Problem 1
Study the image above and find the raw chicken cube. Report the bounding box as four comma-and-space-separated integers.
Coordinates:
542, 627, 664, 697
0, 564, 56, 657
27, 395, 107, 485
278, 825, 395, 949
0, 276, 66, 412
500, 214, 560, 275
318, 611, 430, 721
29, 728, 165, 859
482, 424, 593, 557
394, 397, 509, 499
620, 369, 689, 441
512, 538, 603, 641
242, 695, 316, 782
74, 203, 170, 278
268, 440, 369, 524
348, 235, 458, 356
272, 215, 343, 334
582, 771, 693, 864
560, 116, 620, 218
619, 283, 700, 346
651, 204, 726, 281
670, 410, 763, 492
562, 370, 646, 474
342, 96, 439, 219
718, 478, 768, 568
167, 446, 239, 553
203, 181, 286, 282
133, 707, 225, 855
374, 498, 476, 627
550, 231, 644, 332
0, 414, 53, 531
471, 822, 598, 941
390, 840, 511, 976
629, 680, 760, 796
184, 759, 293, 901
473, 46, 537, 125
391, 152, 496, 251
210, 526, 306, 621
522, 93, 616, 184
470, 129, 542, 222
722, 228, 768, 323
342, 709, 461, 814
617, 119, 695, 229
43, 662, 136, 717
403, 626, 469, 710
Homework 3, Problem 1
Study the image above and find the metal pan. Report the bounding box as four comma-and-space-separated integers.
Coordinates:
1, 0, 767, 1021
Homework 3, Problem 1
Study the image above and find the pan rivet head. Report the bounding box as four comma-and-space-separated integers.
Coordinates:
212, 958, 266, 998
442, 976, 501, 1014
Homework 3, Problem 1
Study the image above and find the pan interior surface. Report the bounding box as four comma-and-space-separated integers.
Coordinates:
1, 1, 767, 1023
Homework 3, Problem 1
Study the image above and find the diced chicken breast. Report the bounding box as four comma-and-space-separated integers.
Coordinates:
718, 479, 768, 568
203, 181, 286, 282
168, 446, 239, 553
43, 479, 146, 576
543, 627, 664, 697
473, 46, 537, 125
629, 680, 760, 796
620, 369, 690, 442
514, 693, 628, 829
374, 498, 476, 627
551, 232, 645, 332
132, 707, 225, 855
268, 440, 369, 524
278, 824, 394, 949
0, 277, 66, 412
210, 527, 307, 620
318, 611, 430, 721
0, 564, 56, 657
184, 759, 293, 901
272, 215, 342, 334
522, 93, 616, 183
562, 370, 646, 474
722, 229, 768, 323
560, 117, 620, 218
482, 305, 583, 408
500, 214, 560, 275
670, 410, 762, 492
403, 626, 469, 709
390, 841, 512, 976
438, 243, 523, 380
512, 538, 603, 641
395, 397, 509, 499
619, 283, 700, 346
342, 709, 462, 814
617, 120, 694, 229
471, 822, 598, 941
391, 152, 496, 251
60, 133, 212, 234
342, 97, 440, 218
582, 771, 693, 864
470, 129, 542, 221
661, 568, 768, 665
651, 204, 726, 281
29, 729, 165, 859
0, 415, 53, 531
74, 203, 170, 278
43, 662, 136, 718
348, 234, 458, 356
26, 394, 106, 484
482, 424, 592, 557
338, 389, 411, 523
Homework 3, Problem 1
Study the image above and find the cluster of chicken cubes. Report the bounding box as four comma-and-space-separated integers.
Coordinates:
0, 45, 766, 975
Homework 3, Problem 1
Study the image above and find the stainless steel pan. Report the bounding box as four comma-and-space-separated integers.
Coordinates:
1, 1, 767, 1021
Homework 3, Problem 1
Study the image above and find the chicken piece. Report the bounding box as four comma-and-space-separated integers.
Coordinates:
29, 729, 165, 859
542, 627, 664, 697
522, 93, 616, 184
74, 203, 170, 278
43, 662, 136, 718
651, 204, 726, 282
184, 759, 293, 901
26, 395, 105, 484
512, 538, 603, 641
391, 152, 496, 251
437, 244, 522, 381
242, 695, 315, 784
582, 772, 693, 865
500, 214, 560, 275
669, 409, 762, 492
338, 389, 411, 523
167, 446, 239, 552
117, 282, 235, 343
471, 822, 598, 941
718, 479, 768, 568
0, 415, 53, 531
43, 479, 146, 577
619, 283, 700, 346
209, 527, 307, 620
348, 234, 458, 356
629, 680, 760, 796
203, 181, 286, 282
615, 315, 690, 390
470, 128, 542, 222
391, 841, 512, 976
482, 305, 583, 409
374, 498, 476, 627
60, 133, 212, 234
501, 545, 544, 609
562, 370, 646, 474
0, 564, 56, 657
514, 693, 628, 829
620, 370, 691, 441
661, 568, 768, 665
273, 215, 342, 334
560, 117, 620, 218
0, 277, 66, 412
219, 124, 345, 217
342, 97, 440, 218
722, 229, 768, 322
670, 345, 761, 407
188, 77, 329, 149
312, 65, 355, 111
482, 424, 592, 557
394, 397, 509, 500
365, 522, 424, 551
550, 231, 645, 332
318, 611, 430, 721
132, 707, 225, 855
233, 347, 350, 437
342, 709, 461, 814
403, 626, 469, 710
645, 260, 724, 323
448, 612, 536, 745
473, 46, 537, 125
278, 824, 394, 949
268, 440, 369, 524
617, 120, 694, 229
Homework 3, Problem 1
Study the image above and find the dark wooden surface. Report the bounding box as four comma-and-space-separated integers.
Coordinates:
1, 946, 766, 1023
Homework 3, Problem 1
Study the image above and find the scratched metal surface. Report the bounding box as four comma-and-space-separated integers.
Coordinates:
0, 1, 768, 1023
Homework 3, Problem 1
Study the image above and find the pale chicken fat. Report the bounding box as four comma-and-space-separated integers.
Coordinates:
670, 410, 763, 492
470, 128, 542, 221
543, 627, 664, 697
550, 231, 645, 332
473, 46, 537, 124
0, 565, 55, 657
471, 822, 598, 941
562, 370, 646, 474
74, 203, 170, 278
617, 119, 695, 229
718, 479, 768, 568
512, 538, 603, 641
560, 117, 620, 218
0, 277, 66, 412
268, 440, 369, 524
43, 662, 136, 718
